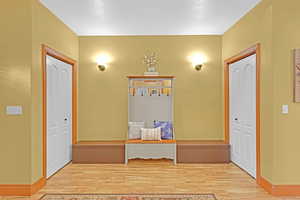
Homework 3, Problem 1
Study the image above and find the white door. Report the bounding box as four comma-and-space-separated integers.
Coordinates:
229, 54, 256, 178
46, 55, 72, 178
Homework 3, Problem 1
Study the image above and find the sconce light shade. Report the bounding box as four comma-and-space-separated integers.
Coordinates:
189, 53, 206, 71
96, 54, 112, 72
98, 65, 106, 71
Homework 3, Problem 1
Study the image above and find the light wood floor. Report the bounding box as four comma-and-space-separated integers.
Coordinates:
1, 160, 300, 200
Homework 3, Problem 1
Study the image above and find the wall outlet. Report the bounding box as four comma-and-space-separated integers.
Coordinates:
6, 106, 23, 115
282, 105, 289, 114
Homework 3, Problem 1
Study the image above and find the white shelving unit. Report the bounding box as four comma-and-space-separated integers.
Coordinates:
126, 76, 176, 164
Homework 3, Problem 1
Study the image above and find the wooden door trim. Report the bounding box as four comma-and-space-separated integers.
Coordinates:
224, 43, 261, 184
42, 44, 78, 180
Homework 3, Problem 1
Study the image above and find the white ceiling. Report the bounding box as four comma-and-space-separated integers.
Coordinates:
39, 0, 261, 36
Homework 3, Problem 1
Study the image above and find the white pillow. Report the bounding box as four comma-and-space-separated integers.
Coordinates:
128, 122, 145, 139
141, 127, 161, 141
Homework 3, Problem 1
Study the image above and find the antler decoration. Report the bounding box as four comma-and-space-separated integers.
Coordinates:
143, 52, 158, 68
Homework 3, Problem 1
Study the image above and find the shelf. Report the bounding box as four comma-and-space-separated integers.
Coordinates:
129, 86, 172, 96
127, 76, 175, 79
176, 140, 226, 145
126, 139, 176, 144
129, 86, 172, 89
77, 140, 125, 145
129, 95, 172, 97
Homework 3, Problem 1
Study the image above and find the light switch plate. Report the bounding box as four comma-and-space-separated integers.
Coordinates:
6, 106, 23, 115
282, 105, 289, 114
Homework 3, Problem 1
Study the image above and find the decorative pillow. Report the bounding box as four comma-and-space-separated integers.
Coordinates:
141, 127, 161, 141
128, 122, 145, 139
154, 121, 173, 140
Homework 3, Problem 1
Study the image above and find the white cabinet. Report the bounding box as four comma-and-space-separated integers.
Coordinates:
125, 143, 176, 164
126, 76, 176, 164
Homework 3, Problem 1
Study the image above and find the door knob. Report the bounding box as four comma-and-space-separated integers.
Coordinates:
234, 118, 238, 121
64, 118, 68, 121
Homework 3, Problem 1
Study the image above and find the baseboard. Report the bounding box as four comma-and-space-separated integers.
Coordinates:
0, 177, 46, 196
259, 177, 273, 194
31, 177, 46, 195
0, 184, 31, 196
260, 177, 300, 196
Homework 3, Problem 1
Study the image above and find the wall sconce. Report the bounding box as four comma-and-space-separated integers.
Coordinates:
189, 53, 206, 71
98, 64, 106, 71
96, 54, 112, 72
194, 64, 203, 71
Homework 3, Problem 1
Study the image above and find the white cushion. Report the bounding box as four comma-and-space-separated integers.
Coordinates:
128, 122, 145, 139
141, 127, 161, 141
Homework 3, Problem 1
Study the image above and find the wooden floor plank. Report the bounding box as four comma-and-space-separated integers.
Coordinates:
1, 160, 300, 200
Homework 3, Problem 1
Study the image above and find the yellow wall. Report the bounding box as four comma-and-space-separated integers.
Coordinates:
0, 0, 32, 184
223, 0, 300, 185
30, 0, 79, 183
0, 0, 78, 185
271, 0, 300, 185
78, 36, 223, 141
222, 0, 274, 182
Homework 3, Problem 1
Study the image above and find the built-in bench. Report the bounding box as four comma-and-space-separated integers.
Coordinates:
72, 141, 125, 164
125, 139, 177, 164
177, 140, 230, 163
72, 140, 230, 164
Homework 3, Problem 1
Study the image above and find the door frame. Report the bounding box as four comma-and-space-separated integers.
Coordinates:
224, 43, 261, 184
42, 44, 78, 179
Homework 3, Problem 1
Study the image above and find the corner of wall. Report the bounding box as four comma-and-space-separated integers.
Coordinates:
221, 0, 275, 184
30, 0, 79, 185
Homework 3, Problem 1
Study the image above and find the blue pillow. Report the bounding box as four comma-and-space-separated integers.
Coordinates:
154, 121, 173, 140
